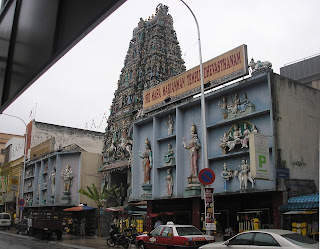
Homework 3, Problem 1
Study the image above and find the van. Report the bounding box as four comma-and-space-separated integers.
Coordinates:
0, 213, 11, 229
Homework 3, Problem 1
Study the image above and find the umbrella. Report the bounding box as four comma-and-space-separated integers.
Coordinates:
63, 206, 96, 211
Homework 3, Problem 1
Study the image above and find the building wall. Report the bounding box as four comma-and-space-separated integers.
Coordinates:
30, 121, 104, 154
22, 151, 102, 208
79, 152, 102, 207
271, 74, 320, 190
0, 133, 24, 165
131, 71, 277, 200
5, 137, 25, 161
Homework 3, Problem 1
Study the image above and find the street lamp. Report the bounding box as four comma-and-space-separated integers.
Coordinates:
179, 0, 209, 169
1, 113, 28, 220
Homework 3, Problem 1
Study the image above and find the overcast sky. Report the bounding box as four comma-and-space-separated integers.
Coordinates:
1, 0, 319, 136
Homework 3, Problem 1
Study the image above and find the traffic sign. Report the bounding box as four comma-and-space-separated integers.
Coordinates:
18, 199, 25, 207
199, 168, 215, 185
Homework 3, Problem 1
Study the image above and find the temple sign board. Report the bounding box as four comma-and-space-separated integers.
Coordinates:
143, 44, 248, 112
249, 133, 270, 180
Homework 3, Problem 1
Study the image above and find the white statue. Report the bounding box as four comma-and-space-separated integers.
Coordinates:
49, 167, 56, 195
234, 159, 254, 190
249, 58, 272, 73
165, 168, 174, 196
165, 114, 174, 135
61, 165, 73, 193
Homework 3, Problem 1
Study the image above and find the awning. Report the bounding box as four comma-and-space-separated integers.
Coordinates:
149, 212, 174, 217
63, 206, 96, 211
284, 211, 318, 215
279, 193, 319, 212
106, 206, 125, 212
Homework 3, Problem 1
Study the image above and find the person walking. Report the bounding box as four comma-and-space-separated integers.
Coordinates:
80, 217, 86, 236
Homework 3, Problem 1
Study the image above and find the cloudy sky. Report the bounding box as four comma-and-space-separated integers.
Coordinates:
1, 0, 319, 135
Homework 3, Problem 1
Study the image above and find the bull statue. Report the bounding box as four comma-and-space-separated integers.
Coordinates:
249, 58, 272, 74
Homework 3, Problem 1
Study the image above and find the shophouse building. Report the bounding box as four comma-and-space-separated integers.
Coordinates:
1, 120, 105, 232
130, 48, 319, 236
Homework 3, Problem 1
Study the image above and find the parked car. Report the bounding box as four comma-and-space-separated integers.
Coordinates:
199, 229, 319, 249
16, 218, 28, 235
0, 213, 11, 229
135, 222, 214, 249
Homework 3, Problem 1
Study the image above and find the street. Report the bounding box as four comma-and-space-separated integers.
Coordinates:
0, 228, 110, 249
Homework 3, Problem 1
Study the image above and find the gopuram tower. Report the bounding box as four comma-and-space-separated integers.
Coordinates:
99, 4, 186, 195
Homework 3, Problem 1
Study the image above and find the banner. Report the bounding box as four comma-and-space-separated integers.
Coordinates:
249, 133, 270, 179
205, 188, 216, 231
0, 176, 7, 192
10, 175, 19, 192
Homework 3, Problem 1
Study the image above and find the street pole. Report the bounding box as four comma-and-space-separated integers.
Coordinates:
178, 0, 212, 234
1, 113, 28, 220
179, 0, 208, 169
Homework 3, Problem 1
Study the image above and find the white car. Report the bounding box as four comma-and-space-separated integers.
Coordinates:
200, 229, 318, 249
0, 213, 11, 229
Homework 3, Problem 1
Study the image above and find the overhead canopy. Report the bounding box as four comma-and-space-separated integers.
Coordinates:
0, 0, 126, 113
279, 193, 319, 212
149, 212, 174, 217
106, 206, 125, 212
63, 206, 96, 212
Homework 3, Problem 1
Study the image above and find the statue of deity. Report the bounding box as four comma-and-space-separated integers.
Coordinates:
221, 163, 233, 191
165, 114, 174, 135
49, 167, 56, 195
165, 168, 174, 196
164, 143, 175, 166
182, 124, 201, 177
61, 165, 73, 193
139, 138, 152, 184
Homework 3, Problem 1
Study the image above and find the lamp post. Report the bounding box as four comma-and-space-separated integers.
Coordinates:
179, 0, 213, 234
179, 0, 209, 170
1, 113, 28, 220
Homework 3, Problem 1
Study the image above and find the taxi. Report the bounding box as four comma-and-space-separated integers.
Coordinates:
135, 222, 215, 249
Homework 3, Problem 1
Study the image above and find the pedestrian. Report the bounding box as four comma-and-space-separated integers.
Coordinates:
154, 217, 163, 228
67, 218, 73, 236
80, 217, 86, 236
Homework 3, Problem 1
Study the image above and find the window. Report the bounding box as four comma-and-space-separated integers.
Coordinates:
176, 226, 203, 236
161, 227, 173, 238
282, 233, 318, 245
1, 149, 6, 154
228, 233, 254, 245
150, 226, 164, 237
253, 233, 280, 246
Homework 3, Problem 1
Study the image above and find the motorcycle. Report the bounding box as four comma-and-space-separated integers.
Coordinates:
124, 227, 139, 245
106, 224, 129, 249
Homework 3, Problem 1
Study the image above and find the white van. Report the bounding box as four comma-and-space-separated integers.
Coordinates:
0, 213, 11, 229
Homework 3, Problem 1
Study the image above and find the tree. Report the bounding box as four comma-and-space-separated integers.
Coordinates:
78, 183, 124, 208
78, 183, 105, 208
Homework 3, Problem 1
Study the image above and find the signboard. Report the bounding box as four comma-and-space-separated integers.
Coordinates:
199, 168, 215, 185
249, 133, 270, 179
143, 44, 248, 111
18, 199, 25, 207
204, 188, 216, 231
0, 176, 7, 192
276, 168, 289, 179
10, 175, 19, 192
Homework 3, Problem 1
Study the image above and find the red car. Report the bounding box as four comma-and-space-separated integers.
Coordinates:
135, 222, 215, 249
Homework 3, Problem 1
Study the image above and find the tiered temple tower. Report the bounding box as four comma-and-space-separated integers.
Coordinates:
100, 4, 185, 178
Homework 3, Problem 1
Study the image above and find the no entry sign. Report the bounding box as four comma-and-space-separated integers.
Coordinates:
199, 168, 215, 185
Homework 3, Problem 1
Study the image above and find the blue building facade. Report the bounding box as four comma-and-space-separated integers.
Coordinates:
130, 68, 319, 233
